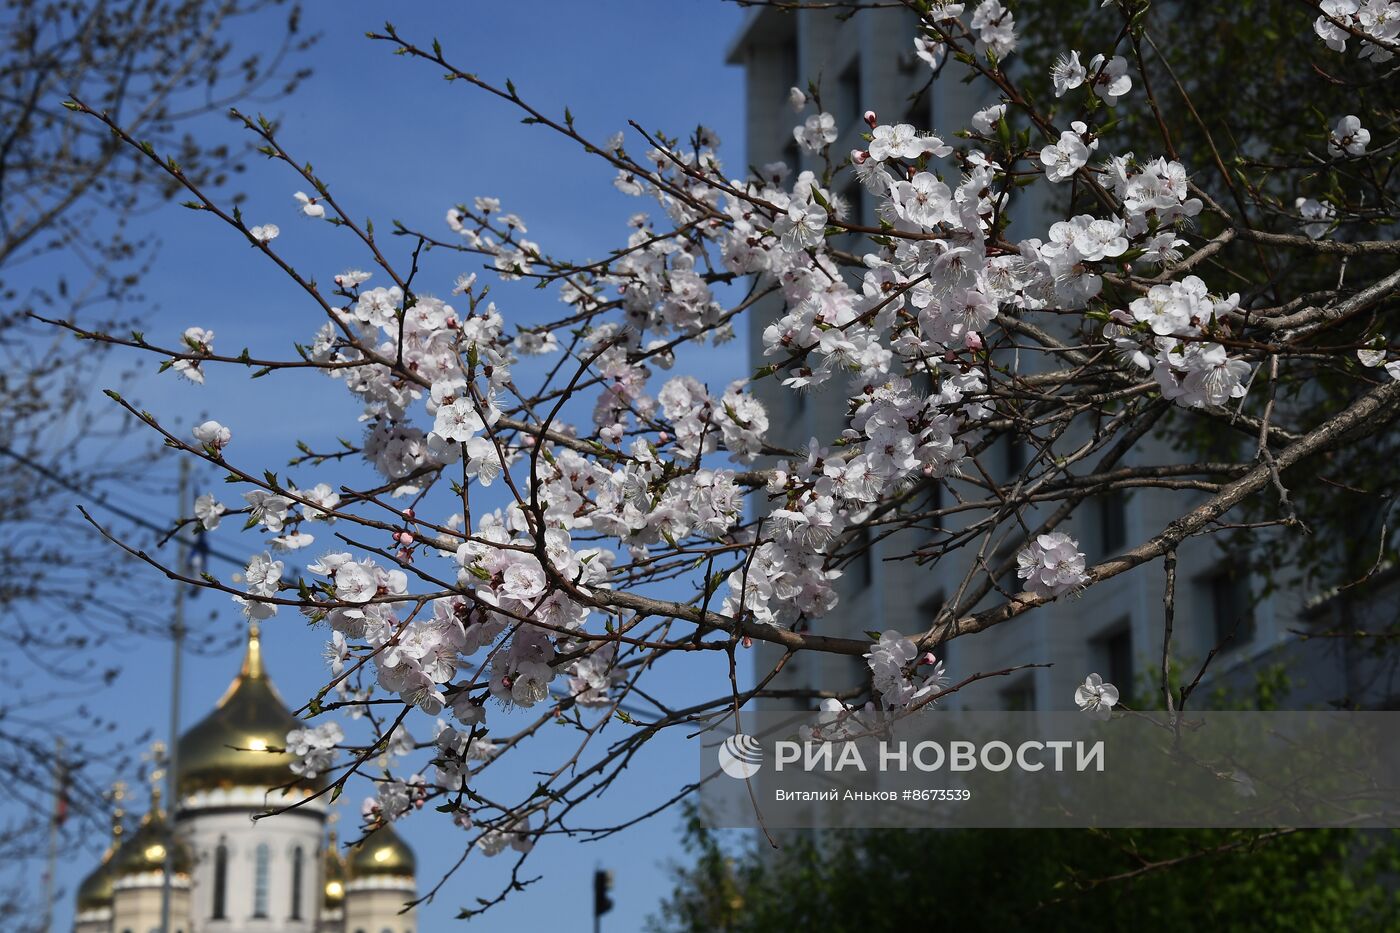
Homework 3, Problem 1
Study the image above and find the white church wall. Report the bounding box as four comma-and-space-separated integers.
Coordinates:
178, 797, 325, 933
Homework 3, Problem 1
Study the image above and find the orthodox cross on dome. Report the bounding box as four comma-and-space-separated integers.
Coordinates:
242, 620, 266, 678
325, 805, 346, 856
109, 780, 127, 843
143, 740, 168, 810
325, 806, 343, 864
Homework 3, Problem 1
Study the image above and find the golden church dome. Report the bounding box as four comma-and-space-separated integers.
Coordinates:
75, 859, 115, 913
176, 623, 322, 796
348, 822, 417, 879
323, 830, 347, 908
110, 790, 192, 880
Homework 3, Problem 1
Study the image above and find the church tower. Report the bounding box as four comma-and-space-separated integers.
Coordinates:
343, 822, 418, 933
71, 623, 419, 932
109, 771, 193, 933
173, 622, 327, 930
316, 825, 348, 933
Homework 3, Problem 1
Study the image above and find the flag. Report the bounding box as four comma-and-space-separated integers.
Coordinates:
53, 756, 69, 826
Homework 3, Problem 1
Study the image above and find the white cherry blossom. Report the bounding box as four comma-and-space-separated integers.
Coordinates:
194, 493, 226, 530
1328, 114, 1371, 157
1016, 532, 1088, 598
1088, 53, 1132, 104
192, 420, 231, 450
1051, 50, 1086, 97
294, 190, 326, 218
794, 112, 837, 153
1040, 122, 1096, 183
1075, 673, 1119, 719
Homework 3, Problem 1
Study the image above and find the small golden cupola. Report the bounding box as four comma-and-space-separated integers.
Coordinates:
109, 783, 192, 881
176, 622, 323, 797
348, 822, 417, 879
74, 783, 127, 915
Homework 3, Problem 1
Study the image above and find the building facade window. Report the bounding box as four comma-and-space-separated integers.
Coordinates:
253, 843, 270, 918
1003, 432, 1026, 479
903, 97, 929, 132
1099, 491, 1127, 555
925, 481, 944, 531
992, 540, 1022, 594
290, 845, 304, 919
778, 39, 798, 93
1093, 623, 1133, 695
212, 840, 228, 920
1201, 568, 1255, 647
1000, 677, 1036, 711
919, 590, 946, 627
838, 56, 862, 126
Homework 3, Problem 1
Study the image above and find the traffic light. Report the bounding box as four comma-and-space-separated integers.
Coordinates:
593, 868, 615, 918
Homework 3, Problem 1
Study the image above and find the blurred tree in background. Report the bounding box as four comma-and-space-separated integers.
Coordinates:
650, 805, 1400, 932
1017, 0, 1398, 614
0, 1, 311, 923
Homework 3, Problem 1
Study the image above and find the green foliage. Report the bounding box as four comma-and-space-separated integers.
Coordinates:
649, 805, 1400, 932
1020, 0, 1400, 603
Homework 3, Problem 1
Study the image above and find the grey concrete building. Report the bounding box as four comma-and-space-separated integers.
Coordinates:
726, 5, 1397, 714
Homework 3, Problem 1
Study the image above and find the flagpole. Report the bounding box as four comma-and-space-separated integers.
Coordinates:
40, 737, 64, 933
160, 459, 190, 932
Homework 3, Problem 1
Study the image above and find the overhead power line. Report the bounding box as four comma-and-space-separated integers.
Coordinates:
0, 444, 246, 569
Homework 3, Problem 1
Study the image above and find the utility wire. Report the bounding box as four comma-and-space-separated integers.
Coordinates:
0, 444, 246, 569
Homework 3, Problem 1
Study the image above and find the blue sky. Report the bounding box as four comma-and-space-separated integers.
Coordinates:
37, 2, 756, 929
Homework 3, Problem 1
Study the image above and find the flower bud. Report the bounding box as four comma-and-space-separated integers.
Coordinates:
863, 110, 878, 128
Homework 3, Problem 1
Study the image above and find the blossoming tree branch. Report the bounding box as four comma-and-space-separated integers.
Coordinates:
42, 0, 1400, 914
